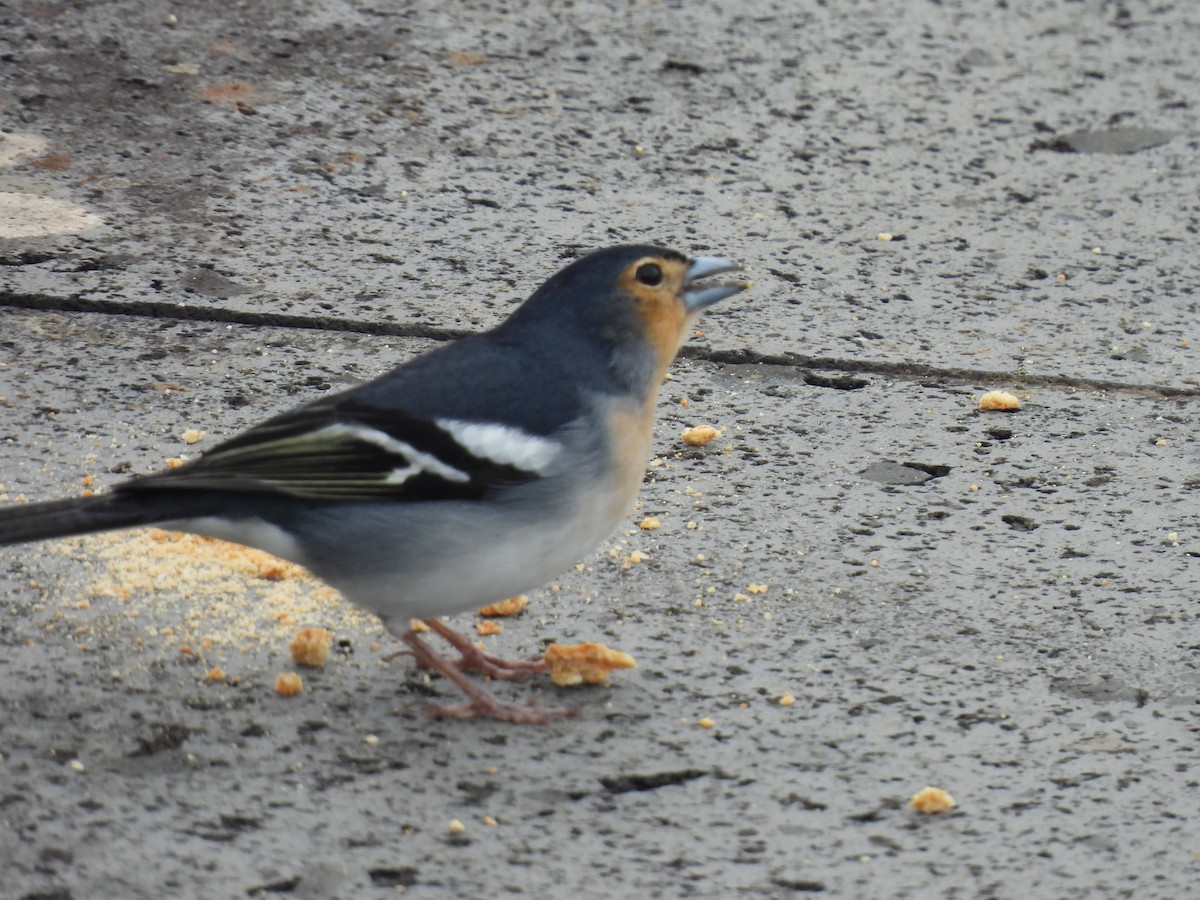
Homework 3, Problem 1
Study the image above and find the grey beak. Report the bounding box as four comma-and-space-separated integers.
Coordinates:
683, 256, 751, 311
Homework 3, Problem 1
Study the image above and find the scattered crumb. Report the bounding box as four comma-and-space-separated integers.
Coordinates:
779, 693, 796, 707
746, 583, 768, 594
274, 672, 303, 696
477, 595, 528, 618
979, 390, 1020, 412
409, 618, 430, 633
543, 642, 637, 686
482, 816, 497, 827
289, 628, 333, 667
909, 786, 957, 814
697, 717, 715, 729
448, 818, 466, 833
638, 516, 661, 531
475, 619, 503, 636
181, 428, 206, 445
876, 232, 893, 241
205, 667, 226, 682
165, 457, 185, 468
681, 424, 721, 446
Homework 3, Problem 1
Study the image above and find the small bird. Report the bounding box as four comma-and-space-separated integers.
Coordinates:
0, 245, 748, 723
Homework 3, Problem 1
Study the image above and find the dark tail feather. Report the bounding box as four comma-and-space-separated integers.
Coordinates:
0, 493, 168, 546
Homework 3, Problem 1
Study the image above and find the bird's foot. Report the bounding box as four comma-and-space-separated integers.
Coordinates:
423, 618, 546, 681
394, 623, 573, 725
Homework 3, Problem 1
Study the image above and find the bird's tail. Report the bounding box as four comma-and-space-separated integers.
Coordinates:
0, 493, 169, 547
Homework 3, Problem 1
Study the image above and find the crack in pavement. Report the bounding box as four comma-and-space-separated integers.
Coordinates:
2, 289, 1197, 400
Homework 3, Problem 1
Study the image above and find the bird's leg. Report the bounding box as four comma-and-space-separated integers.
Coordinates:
424, 618, 548, 680
395, 626, 574, 724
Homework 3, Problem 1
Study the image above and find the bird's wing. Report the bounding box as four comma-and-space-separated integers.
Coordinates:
120, 397, 562, 502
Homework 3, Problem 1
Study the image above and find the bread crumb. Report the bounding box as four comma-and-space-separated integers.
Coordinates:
477, 595, 528, 617
697, 717, 715, 728
448, 819, 466, 834
482, 816, 497, 827
274, 672, 303, 696
205, 667, 226, 682
289, 628, 333, 667
475, 619, 503, 636
543, 642, 637, 686
909, 786, 957, 814
779, 692, 795, 707
638, 516, 661, 531
181, 428, 206, 445
409, 618, 430, 633
979, 390, 1020, 411
681, 424, 721, 446
746, 583, 768, 594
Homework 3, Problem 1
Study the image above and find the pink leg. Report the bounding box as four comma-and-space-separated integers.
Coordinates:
425, 618, 547, 681
393, 624, 574, 724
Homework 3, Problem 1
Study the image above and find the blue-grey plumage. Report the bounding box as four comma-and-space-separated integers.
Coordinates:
0, 244, 749, 722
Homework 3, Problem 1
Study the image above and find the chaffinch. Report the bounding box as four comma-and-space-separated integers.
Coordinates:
0, 244, 749, 722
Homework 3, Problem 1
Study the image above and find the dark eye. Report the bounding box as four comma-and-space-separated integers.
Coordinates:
635, 262, 663, 286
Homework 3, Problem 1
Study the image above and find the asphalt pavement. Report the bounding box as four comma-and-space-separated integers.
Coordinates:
1, 1, 1197, 898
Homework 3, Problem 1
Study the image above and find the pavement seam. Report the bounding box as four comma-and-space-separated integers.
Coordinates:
2, 290, 1197, 400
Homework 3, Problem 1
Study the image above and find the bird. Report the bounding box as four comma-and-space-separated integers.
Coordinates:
0, 244, 749, 723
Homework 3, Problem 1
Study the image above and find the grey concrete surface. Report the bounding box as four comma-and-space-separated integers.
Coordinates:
1, 0, 1197, 898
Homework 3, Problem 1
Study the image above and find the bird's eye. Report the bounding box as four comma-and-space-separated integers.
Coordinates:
635, 263, 663, 286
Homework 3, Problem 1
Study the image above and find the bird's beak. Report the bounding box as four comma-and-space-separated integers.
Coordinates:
683, 256, 751, 312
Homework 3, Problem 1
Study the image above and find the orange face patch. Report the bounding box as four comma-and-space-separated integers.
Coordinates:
603, 399, 660, 519
617, 256, 694, 380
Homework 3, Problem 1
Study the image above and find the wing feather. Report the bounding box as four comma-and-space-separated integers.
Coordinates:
121, 401, 552, 502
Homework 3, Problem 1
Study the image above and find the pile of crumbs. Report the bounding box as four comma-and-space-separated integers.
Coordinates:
51, 528, 379, 657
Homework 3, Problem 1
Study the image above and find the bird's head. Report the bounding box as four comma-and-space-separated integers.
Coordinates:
504, 244, 750, 391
